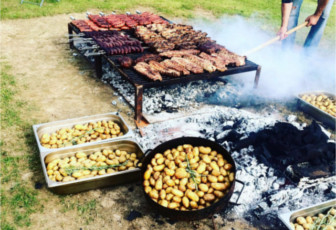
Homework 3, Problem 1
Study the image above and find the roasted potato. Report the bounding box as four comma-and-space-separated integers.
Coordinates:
301, 93, 336, 117
46, 148, 138, 182
40, 120, 124, 149
291, 207, 336, 230
143, 145, 234, 211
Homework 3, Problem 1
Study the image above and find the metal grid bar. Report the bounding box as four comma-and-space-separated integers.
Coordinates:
109, 56, 259, 88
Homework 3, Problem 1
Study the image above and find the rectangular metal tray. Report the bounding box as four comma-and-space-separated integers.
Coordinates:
279, 199, 336, 230
42, 139, 144, 194
33, 112, 133, 155
297, 92, 336, 128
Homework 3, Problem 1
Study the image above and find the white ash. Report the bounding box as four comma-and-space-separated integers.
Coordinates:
134, 106, 334, 229
134, 106, 276, 150
101, 64, 245, 115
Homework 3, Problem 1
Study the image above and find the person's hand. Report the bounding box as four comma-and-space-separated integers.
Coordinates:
277, 26, 288, 40
305, 14, 320, 26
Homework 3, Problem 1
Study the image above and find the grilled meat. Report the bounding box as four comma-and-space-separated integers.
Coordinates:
134, 62, 162, 81
118, 56, 133, 68
199, 52, 227, 72
161, 59, 190, 75
171, 57, 203, 74
183, 54, 216, 73
71, 20, 92, 32
86, 20, 107, 31
135, 54, 162, 63
148, 60, 180, 77
105, 15, 126, 28
159, 49, 200, 58
136, 24, 212, 53
85, 31, 143, 55
103, 12, 168, 30
88, 15, 110, 28
198, 41, 225, 54
216, 49, 246, 66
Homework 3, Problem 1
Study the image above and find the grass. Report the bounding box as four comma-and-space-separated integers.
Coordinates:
0, 65, 22, 128
0, 0, 288, 21
0, 61, 42, 229
60, 197, 97, 224
0, 60, 102, 229
1, 0, 334, 48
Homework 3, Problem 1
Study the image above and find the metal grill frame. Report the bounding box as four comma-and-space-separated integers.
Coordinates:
68, 21, 262, 126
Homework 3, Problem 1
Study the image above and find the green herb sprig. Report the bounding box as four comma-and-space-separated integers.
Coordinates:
68, 127, 101, 146
312, 208, 336, 230
185, 155, 205, 192
64, 160, 128, 175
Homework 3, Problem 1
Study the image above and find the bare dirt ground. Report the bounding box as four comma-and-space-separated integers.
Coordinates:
1, 13, 256, 230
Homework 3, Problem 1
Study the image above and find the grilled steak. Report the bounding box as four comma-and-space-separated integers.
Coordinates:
135, 54, 162, 63
134, 62, 162, 81
199, 52, 227, 72
161, 59, 190, 75
183, 54, 216, 73
216, 49, 246, 66
171, 57, 203, 74
159, 49, 200, 58
148, 60, 180, 77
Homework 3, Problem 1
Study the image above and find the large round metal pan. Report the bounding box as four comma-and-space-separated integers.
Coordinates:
140, 137, 239, 220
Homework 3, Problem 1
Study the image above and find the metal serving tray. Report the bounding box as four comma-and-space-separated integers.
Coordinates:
42, 139, 144, 194
33, 112, 133, 154
279, 199, 336, 230
297, 92, 336, 128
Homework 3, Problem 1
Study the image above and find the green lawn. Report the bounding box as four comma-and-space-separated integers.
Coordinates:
2, 0, 283, 20
1, 0, 335, 49
0, 62, 43, 229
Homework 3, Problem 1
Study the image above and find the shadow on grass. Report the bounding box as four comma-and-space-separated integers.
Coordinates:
22, 122, 45, 183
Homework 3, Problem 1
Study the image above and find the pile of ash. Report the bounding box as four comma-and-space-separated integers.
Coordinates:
218, 120, 335, 182
135, 107, 335, 229
101, 64, 244, 115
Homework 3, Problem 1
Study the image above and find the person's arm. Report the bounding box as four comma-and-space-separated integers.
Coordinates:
305, 0, 329, 26
277, 1, 293, 40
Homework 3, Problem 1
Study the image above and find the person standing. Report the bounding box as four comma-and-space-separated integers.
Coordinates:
277, 0, 335, 53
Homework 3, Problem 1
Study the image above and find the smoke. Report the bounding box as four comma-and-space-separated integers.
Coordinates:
189, 15, 336, 99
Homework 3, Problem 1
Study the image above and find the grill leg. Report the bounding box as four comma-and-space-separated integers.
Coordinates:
134, 85, 143, 123
94, 55, 103, 79
254, 65, 262, 88
68, 24, 74, 49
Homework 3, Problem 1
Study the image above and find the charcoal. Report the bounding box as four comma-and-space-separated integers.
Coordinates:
232, 121, 335, 180
126, 210, 142, 221
34, 182, 43, 189
225, 130, 243, 142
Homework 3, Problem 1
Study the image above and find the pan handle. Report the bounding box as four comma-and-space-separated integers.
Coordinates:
136, 149, 152, 168
229, 179, 245, 206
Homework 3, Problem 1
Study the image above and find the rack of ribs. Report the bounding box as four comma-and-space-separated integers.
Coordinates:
171, 57, 204, 74
183, 54, 216, 73
199, 52, 227, 72
159, 49, 200, 58
161, 59, 190, 75
148, 60, 180, 77
134, 62, 162, 81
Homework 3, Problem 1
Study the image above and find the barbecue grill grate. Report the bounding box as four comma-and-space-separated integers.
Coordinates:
107, 54, 259, 88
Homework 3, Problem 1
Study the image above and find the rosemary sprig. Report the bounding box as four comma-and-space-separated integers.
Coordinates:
185, 155, 200, 192
62, 127, 100, 146
64, 160, 128, 175
309, 208, 336, 230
